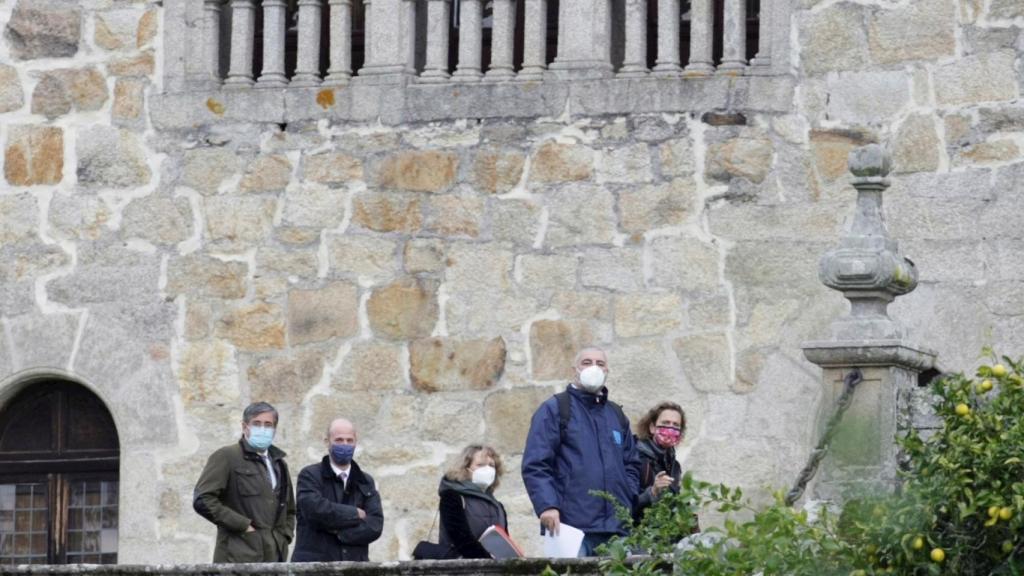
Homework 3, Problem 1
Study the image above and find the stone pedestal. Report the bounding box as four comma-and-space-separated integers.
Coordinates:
802, 342, 935, 500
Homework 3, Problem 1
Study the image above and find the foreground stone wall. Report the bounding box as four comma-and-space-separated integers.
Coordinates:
0, 0, 1022, 564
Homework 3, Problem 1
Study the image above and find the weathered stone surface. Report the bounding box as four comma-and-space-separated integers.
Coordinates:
420, 397, 486, 445
94, 9, 140, 50
47, 241, 162, 305
706, 136, 773, 183
891, 114, 941, 174
5, 3, 81, 60
444, 243, 515, 292
77, 126, 151, 188
367, 278, 439, 339
48, 193, 111, 240
516, 254, 578, 290
177, 340, 240, 405
490, 199, 542, 247
474, 149, 525, 193
6, 312, 79, 371
958, 139, 1021, 165
989, 0, 1023, 17
615, 292, 683, 337
281, 184, 346, 228
934, 51, 1019, 107
32, 68, 108, 116
352, 191, 422, 233
256, 247, 318, 278
288, 282, 359, 345
409, 336, 506, 392
377, 150, 458, 192
165, 255, 247, 299
303, 152, 363, 184
659, 138, 696, 177
248, 349, 324, 403
404, 238, 446, 274
546, 183, 617, 247
596, 143, 653, 183
530, 319, 593, 380
809, 129, 875, 183
203, 196, 276, 250
649, 236, 721, 292
580, 247, 643, 292
867, 0, 955, 64
529, 141, 594, 183
1, 194, 38, 244
4, 125, 63, 186
184, 301, 212, 341
425, 194, 483, 237
673, 332, 733, 392
107, 50, 155, 76
331, 342, 405, 391
445, 292, 540, 337
690, 292, 733, 328
825, 71, 911, 125
798, 4, 869, 75
611, 340, 700, 415
215, 301, 286, 351
240, 155, 292, 193
618, 178, 697, 235
0, 65, 24, 113
113, 78, 146, 125
483, 386, 557, 453
31, 74, 72, 118
708, 202, 843, 242
182, 147, 242, 194
121, 195, 193, 245
327, 234, 398, 282
551, 290, 613, 321
137, 9, 157, 47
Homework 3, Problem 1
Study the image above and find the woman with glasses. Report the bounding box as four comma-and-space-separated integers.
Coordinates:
633, 401, 694, 528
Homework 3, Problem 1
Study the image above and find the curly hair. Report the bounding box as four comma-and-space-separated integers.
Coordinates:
635, 401, 686, 441
444, 444, 505, 493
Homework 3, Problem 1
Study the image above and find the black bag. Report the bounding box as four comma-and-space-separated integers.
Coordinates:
412, 508, 454, 560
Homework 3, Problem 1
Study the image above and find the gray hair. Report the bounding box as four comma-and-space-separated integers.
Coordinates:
573, 346, 607, 366
243, 402, 279, 426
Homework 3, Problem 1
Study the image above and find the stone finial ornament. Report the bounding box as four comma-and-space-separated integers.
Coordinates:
817, 144, 918, 342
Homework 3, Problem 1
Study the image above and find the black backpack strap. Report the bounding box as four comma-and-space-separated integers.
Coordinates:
555, 391, 571, 443
607, 400, 630, 433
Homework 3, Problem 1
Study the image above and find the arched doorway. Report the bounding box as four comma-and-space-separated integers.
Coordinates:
0, 381, 120, 565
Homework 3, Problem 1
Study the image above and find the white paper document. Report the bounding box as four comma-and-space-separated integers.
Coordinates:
541, 522, 585, 558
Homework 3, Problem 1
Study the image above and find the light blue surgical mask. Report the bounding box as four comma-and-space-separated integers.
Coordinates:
247, 426, 274, 451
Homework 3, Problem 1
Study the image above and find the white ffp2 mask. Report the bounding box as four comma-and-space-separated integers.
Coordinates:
578, 366, 606, 393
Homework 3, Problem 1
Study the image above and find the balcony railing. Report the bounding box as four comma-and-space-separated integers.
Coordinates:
189, 0, 770, 89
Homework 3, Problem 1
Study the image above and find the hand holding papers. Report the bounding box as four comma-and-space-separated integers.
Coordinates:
541, 522, 584, 558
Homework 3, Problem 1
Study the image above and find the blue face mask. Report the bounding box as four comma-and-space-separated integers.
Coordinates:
247, 426, 274, 451
330, 443, 356, 465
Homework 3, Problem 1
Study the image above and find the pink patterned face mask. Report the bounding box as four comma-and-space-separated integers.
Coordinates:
654, 426, 682, 448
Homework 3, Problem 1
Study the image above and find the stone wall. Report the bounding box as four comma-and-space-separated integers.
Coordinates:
0, 0, 1023, 565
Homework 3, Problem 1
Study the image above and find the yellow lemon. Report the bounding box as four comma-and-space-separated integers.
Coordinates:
1003, 540, 1015, 554
990, 506, 1001, 518
979, 379, 993, 392
930, 548, 945, 563
955, 403, 970, 416
993, 364, 1008, 377
912, 536, 924, 550
1000, 507, 1013, 521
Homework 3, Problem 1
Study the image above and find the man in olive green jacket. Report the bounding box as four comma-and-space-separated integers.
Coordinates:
194, 402, 296, 562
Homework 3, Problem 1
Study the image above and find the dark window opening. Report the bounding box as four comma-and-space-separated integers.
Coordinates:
0, 381, 120, 566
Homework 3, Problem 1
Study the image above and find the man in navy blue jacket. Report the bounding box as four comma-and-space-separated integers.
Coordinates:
521, 347, 641, 556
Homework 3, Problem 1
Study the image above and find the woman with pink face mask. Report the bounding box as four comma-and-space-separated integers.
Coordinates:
632, 401, 696, 530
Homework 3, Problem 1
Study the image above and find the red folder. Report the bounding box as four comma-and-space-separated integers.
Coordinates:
478, 525, 525, 559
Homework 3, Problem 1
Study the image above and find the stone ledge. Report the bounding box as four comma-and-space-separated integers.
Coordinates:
2, 558, 607, 576
150, 75, 796, 129
802, 339, 938, 371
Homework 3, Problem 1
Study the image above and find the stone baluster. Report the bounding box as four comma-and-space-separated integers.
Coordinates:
652, 0, 682, 76
717, 0, 746, 75
484, 0, 517, 81
548, 0, 613, 78
401, 0, 417, 74
325, 0, 354, 84
292, 0, 324, 86
748, 0, 772, 73
802, 145, 936, 502
203, 0, 224, 86
363, 0, 373, 64
452, 0, 484, 82
257, 0, 289, 86
617, 0, 647, 77
224, 0, 257, 87
684, 0, 714, 76
357, 0, 415, 81
420, 0, 451, 82
517, 0, 547, 80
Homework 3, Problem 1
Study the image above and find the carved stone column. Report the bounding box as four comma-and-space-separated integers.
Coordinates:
802, 144, 936, 502
548, 0, 613, 78
517, 0, 547, 80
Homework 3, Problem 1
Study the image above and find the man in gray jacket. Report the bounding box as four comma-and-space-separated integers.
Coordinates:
194, 402, 296, 562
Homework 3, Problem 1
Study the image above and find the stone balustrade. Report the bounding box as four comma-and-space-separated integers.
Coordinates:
178, 0, 775, 91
